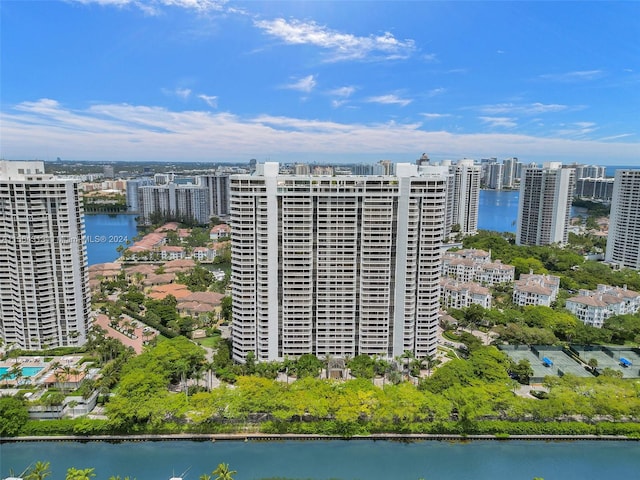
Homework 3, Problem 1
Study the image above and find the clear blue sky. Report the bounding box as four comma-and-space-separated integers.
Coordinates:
1, 0, 638, 165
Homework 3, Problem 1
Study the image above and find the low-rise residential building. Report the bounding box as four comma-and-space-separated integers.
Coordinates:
512, 273, 560, 307
475, 260, 515, 285
565, 284, 640, 328
442, 248, 515, 285
159, 245, 186, 260
210, 223, 231, 241
440, 278, 492, 309
191, 246, 215, 261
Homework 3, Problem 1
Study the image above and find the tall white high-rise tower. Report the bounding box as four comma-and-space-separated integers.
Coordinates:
230, 163, 448, 362
449, 159, 481, 236
516, 162, 575, 246
0, 161, 91, 349
605, 169, 640, 270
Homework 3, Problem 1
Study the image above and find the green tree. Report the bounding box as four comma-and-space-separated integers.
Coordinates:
212, 463, 236, 480
220, 296, 232, 323
511, 359, 534, 384
65, 468, 96, 480
24, 461, 51, 480
0, 396, 29, 436
348, 354, 376, 379
292, 354, 323, 378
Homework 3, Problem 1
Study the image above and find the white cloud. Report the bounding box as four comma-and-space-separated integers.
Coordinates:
479, 116, 518, 128
161, 87, 192, 100
598, 133, 634, 141
555, 121, 598, 137
2, 98, 638, 165
328, 86, 356, 98
283, 75, 317, 93
539, 70, 604, 82
198, 94, 218, 108
427, 88, 446, 97
480, 102, 570, 115
175, 88, 192, 99
254, 18, 416, 61
70, 0, 226, 14
328, 86, 356, 108
421, 113, 452, 119
366, 94, 412, 107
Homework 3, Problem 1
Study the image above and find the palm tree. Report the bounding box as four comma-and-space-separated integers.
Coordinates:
24, 461, 51, 480
424, 354, 440, 377
400, 350, 414, 379
9, 363, 23, 386
65, 468, 95, 480
212, 463, 236, 480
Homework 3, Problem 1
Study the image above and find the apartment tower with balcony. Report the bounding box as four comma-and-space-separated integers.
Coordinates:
230, 162, 447, 363
0, 160, 90, 349
606, 169, 640, 270
516, 162, 575, 246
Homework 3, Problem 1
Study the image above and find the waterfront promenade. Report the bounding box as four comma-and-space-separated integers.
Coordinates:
3, 432, 638, 443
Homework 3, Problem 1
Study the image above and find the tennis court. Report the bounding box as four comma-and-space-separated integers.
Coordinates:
572, 346, 640, 378
501, 345, 592, 383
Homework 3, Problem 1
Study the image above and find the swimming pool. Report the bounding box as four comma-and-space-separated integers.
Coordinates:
0, 366, 43, 379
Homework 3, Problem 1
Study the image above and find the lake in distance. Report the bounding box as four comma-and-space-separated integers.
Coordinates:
2, 439, 640, 480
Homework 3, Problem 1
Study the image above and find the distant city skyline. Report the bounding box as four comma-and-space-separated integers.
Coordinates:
1, 1, 638, 165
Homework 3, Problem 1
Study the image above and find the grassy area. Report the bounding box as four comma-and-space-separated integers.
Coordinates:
194, 335, 221, 349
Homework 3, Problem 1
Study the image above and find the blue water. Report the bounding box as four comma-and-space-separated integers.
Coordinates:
0, 366, 43, 378
477, 189, 519, 233
83, 214, 139, 265
2, 440, 639, 480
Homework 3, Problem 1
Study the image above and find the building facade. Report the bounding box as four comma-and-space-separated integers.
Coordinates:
565, 284, 640, 328
605, 170, 640, 270
575, 177, 615, 201
512, 273, 560, 307
448, 159, 481, 236
230, 163, 447, 362
0, 161, 91, 350
440, 278, 492, 309
138, 182, 210, 225
441, 248, 515, 286
516, 162, 575, 246
199, 174, 231, 219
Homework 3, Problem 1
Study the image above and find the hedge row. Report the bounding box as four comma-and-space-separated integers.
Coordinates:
16, 418, 640, 438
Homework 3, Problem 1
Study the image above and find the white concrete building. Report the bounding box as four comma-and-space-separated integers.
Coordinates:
441, 248, 515, 286
138, 182, 210, 225
448, 159, 481, 236
512, 273, 560, 307
605, 170, 640, 270
199, 174, 230, 218
565, 285, 640, 328
517, 162, 575, 246
440, 278, 492, 309
230, 162, 447, 362
0, 161, 91, 350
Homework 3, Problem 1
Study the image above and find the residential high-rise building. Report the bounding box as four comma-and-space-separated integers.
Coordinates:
571, 164, 606, 180
486, 162, 503, 190
575, 177, 615, 201
448, 159, 480, 236
502, 157, 517, 189
199, 174, 230, 219
125, 177, 153, 212
605, 170, 640, 270
516, 162, 575, 246
230, 162, 448, 363
0, 160, 90, 350
138, 181, 210, 225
